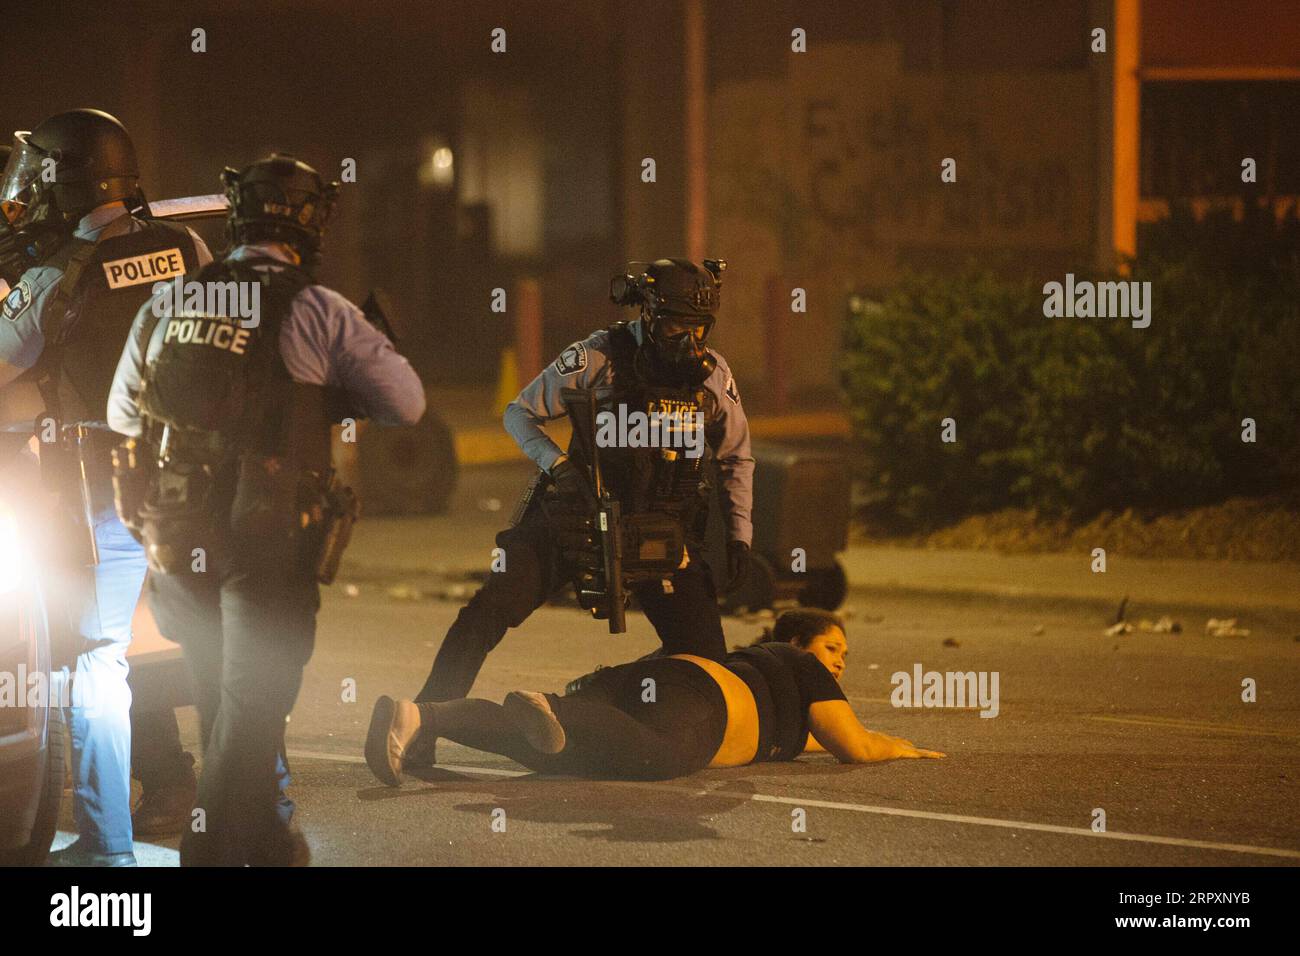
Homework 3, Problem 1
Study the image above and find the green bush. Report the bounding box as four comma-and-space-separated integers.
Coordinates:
841, 207, 1300, 529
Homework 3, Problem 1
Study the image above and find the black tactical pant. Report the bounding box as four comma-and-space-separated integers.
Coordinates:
147, 554, 318, 867
129, 708, 193, 792
415, 502, 727, 702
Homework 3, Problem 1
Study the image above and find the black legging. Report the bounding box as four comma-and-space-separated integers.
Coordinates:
414, 500, 726, 702
426, 658, 728, 780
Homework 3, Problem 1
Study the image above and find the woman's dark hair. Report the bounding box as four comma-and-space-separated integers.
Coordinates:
749, 608, 845, 648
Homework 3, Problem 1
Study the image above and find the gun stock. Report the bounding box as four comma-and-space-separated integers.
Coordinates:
598, 497, 626, 633
561, 387, 628, 634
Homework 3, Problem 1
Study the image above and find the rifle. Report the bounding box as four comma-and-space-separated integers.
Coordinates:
560, 387, 627, 634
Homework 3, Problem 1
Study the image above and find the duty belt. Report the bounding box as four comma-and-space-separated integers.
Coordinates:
45, 423, 120, 565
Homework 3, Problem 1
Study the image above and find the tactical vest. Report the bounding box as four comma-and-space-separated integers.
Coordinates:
130, 257, 336, 574
37, 218, 203, 424
568, 321, 716, 537
137, 256, 332, 475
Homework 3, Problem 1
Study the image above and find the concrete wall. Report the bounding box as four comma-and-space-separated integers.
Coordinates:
695, 1, 1109, 396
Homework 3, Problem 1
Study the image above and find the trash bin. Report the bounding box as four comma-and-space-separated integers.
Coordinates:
702, 440, 850, 612
330, 409, 459, 516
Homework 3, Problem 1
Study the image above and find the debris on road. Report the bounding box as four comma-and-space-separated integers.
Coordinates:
1104, 613, 1180, 636
1206, 617, 1250, 638
1137, 616, 1181, 634
942, 637, 960, 647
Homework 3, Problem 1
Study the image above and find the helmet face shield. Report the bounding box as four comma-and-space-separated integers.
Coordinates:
0, 136, 50, 229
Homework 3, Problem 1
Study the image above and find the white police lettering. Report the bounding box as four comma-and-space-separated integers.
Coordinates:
2, 280, 32, 321
101, 248, 185, 290
554, 341, 587, 375
162, 315, 251, 355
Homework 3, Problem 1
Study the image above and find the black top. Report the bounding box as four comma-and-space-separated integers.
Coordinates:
724, 643, 847, 762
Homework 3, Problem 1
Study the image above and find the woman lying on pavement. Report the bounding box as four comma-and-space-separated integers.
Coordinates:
365, 608, 943, 785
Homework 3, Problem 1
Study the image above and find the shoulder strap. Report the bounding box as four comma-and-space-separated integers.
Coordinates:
606, 320, 639, 385
40, 237, 100, 347
229, 260, 314, 453
33, 237, 99, 419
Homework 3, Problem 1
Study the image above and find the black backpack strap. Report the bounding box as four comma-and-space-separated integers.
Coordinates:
229, 260, 314, 453
40, 237, 100, 347
606, 320, 639, 384
32, 237, 99, 419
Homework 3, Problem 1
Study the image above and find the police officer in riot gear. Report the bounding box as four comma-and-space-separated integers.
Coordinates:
108, 154, 425, 865
365, 257, 754, 784
0, 109, 211, 866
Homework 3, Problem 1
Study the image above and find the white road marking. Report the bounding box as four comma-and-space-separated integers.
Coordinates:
293, 747, 528, 777
289, 748, 1300, 860
1086, 714, 1300, 742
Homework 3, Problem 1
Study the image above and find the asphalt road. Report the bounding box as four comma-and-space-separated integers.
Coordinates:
55, 464, 1300, 866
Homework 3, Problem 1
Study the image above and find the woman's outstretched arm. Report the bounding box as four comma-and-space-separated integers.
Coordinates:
806, 700, 945, 762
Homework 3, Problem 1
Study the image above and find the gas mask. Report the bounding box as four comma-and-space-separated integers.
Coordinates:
610, 257, 726, 388
640, 312, 717, 387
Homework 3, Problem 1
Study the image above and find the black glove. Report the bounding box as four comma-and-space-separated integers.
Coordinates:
550, 457, 594, 508
724, 540, 751, 593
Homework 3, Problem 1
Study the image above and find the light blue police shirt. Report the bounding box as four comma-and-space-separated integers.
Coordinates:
107, 241, 426, 436
504, 317, 755, 545
0, 203, 213, 392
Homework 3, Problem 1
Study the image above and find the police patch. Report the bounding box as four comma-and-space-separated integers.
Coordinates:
554, 341, 587, 376
101, 248, 186, 290
2, 281, 32, 322
725, 373, 740, 404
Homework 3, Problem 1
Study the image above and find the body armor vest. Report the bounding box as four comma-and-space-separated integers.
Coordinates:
568, 321, 716, 538
37, 218, 203, 424
138, 257, 332, 474
130, 257, 336, 575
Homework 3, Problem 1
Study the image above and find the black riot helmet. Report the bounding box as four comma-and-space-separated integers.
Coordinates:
0, 142, 15, 284
221, 154, 339, 268
610, 257, 726, 386
1, 109, 142, 225
0, 109, 141, 279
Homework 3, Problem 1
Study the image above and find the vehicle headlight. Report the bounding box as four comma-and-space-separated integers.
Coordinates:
0, 502, 22, 595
